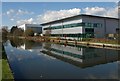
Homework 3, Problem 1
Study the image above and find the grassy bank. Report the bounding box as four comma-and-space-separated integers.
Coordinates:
24, 36, 120, 45
80, 38, 119, 45
2, 59, 14, 80
2, 43, 14, 81
0, 60, 2, 81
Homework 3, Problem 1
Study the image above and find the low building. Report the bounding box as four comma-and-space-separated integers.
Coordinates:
41, 14, 119, 40
18, 24, 42, 35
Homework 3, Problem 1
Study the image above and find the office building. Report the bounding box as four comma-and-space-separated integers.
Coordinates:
18, 24, 42, 35
41, 14, 119, 40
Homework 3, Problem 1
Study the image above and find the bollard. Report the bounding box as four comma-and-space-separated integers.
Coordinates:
75, 40, 77, 45
66, 40, 68, 44
103, 44, 105, 47
87, 42, 89, 46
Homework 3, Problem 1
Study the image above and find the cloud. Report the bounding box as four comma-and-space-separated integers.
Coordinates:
83, 7, 106, 15
6, 9, 15, 15
10, 18, 14, 21
16, 9, 34, 15
6, 9, 34, 16
83, 6, 118, 18
104, 7, 118, 18
36, 8, 81, 23
9, 6, 118, 26
5, 9, 35, 24
16, 18, 33, 26
35, 7, 118, 24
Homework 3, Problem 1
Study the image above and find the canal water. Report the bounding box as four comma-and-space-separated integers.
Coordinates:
3, 38, 120, 79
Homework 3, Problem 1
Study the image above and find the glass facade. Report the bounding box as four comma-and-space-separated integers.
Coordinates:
43, 22, 102, 38
43, 22, 102, 30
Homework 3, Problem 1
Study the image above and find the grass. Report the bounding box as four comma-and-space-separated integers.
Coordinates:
0, 60, 2, 81
2, 59, 14, 80
80, 38, 119, 45
2, 43, 14, 81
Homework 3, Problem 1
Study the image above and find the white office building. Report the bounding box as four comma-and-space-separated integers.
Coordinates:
41, 14, 119, 40
18, 24, 42, 35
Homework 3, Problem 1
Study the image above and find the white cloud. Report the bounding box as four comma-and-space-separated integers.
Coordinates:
104, 7, 118, 18
6, 9, 14, 15
36, 8, 81, 23
10, 18, 14, 21
17, 9, 34, 15
3, 9, 34, 18
16, 18, 33, 26
6, 9, 34, 16
5, 9, 35, 23
83, 6, 118, 18
83, 7, 106, 15
35, 7, 118, 24
7, 6, 117, 26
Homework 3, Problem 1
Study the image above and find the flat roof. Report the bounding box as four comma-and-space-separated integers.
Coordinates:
40, 14, 119, 25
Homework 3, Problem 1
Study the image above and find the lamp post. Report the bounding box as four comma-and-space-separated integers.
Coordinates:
62, 21, 63, 39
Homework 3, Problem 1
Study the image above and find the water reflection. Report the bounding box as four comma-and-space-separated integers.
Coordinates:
42, 43, 119, 68
6, 38, 119, 68
8, 37, 43, 52
3, 38, 120, 79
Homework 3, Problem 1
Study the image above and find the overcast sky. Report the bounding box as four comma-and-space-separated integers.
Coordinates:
1, 2, 119, 28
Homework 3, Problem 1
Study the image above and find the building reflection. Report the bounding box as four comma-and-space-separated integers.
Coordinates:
42, 43, 119, 68
9, 38, 43, 52
18, 41, 43, 52
8, 38, 120, 68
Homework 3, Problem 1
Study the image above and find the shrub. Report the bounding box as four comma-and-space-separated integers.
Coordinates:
24, 28, 34, 36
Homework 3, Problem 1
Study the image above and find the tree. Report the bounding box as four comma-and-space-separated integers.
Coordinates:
13, 28, 24, 36
10, 26, 18, 34
24, 28, 34, 36
2, 27, 8, 38
44, 29, 51, 41
45, 28, 51, 37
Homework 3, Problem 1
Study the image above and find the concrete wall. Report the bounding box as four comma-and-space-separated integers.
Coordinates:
82, 16, 105, 38
82, 16, 119, 38
105, 18, 118, 34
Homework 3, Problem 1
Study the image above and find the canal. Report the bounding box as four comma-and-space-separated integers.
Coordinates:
3, 38, 120, 79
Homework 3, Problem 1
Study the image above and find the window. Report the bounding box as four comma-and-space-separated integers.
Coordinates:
87, 23, 92, 27
85, 28, 94, 33
93, 23, 97, 27
93, 23, 102, 28
44, 22, 102, 30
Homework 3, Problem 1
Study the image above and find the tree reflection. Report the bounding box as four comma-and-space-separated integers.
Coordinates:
9, 37, 24, 48
8, 37, 36, 50
24, 40, 35, 49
